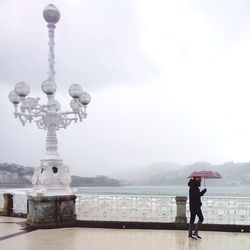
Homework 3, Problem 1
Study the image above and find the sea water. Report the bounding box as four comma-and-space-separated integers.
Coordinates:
75, 185, 250, 197
1, 185, 250, 197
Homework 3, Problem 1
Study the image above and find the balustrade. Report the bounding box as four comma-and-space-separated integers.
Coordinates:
1, 192, 250, 225
76, 195, 176, 222
200, 197, 250, 225
13, 193, 27, 214
0, 191, 5, 213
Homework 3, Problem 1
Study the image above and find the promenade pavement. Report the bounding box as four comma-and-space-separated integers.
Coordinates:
0, 216, 249, 250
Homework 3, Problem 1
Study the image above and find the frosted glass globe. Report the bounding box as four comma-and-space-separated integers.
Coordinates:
8, 90, 21, 104
69, 84, 83, 98
43, 4, 60, 24
79, 92, 91, 105
42, 79, 57, 95
15, 82, 30, 97
70, 99, 81, 112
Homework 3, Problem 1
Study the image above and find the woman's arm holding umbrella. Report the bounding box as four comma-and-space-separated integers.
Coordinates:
200, 188, 207, 196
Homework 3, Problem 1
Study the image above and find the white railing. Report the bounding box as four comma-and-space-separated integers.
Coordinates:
12, 193, 27, 214
76, 195, 250, 225
1, 192, 250, 225
199, 197, 250, 225
76, 195, 176, 222
0, 191, 4, 212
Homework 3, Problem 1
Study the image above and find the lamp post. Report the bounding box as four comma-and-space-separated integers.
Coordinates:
8, 4, 90, 228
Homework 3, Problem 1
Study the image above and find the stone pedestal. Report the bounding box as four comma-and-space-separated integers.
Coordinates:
175, 196, 187, 224
27, 195, 77, 229
3, 193, 13, 216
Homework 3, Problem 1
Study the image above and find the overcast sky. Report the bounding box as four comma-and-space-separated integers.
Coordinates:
1, 0, 250, 177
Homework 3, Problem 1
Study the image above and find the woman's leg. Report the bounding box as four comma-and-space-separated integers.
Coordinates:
188, 212, 196, 237
193, 208, 204, 237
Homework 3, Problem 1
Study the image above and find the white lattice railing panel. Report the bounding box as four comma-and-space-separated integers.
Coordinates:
13, 193, 27, 214
76, 195, 176, 222
0, 191, 5, 212
196, 197, 250, 225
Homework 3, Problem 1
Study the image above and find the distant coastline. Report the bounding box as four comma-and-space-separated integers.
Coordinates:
1, 161, 250, 188
0, 163, 122, 188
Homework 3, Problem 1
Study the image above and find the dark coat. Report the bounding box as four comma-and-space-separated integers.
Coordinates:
188, 179, 206, 213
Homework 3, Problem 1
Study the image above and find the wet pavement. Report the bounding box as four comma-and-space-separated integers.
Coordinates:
0, 216, 249, 250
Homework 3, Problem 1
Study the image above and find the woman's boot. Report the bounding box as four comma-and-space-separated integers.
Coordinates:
193, 220, 202, 239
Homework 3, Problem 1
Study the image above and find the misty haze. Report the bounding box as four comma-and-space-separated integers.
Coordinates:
1, 0, 250, 188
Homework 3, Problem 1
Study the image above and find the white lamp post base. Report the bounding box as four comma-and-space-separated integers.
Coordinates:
29, 160, 76, 196
27, 195, 77, 229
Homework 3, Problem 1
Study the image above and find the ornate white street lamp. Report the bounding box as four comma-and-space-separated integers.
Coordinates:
8, 4, 91, 228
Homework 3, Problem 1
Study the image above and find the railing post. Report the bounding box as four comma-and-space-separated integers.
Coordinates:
175, 196, 187, 224
3, 193, 13, 216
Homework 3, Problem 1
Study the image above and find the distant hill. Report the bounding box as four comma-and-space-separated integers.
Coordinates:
0, 163, 122, 188
110, 161, 184, 182
126, 161, 250, 186
1, 161, 249, 188
0, 163, 32, 188
71, 175, 121, 187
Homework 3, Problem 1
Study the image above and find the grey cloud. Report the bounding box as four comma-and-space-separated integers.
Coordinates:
194, 0, 250, 41
0, 0, 159, 91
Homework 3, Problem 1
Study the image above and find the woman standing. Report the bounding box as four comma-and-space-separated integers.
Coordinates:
188, 176, 207, 239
